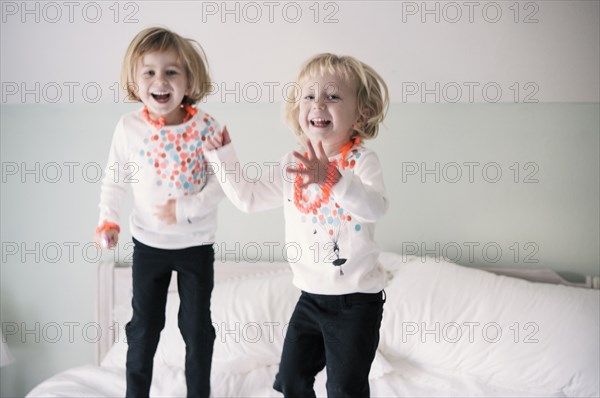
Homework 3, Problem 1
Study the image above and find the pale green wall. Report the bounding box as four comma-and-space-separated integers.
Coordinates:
1, 101, 599, 396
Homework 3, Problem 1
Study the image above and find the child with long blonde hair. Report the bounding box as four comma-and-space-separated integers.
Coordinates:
96, 27, 223, 397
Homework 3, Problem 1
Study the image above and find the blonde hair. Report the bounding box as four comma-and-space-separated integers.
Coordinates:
121, 27, 211, 104
284, 53, 389, 140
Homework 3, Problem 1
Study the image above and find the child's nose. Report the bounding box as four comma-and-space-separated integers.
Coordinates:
313, 96, 326, 109
156, 75, 169, 85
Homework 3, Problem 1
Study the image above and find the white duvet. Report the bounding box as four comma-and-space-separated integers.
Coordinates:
27, 253, 600, 397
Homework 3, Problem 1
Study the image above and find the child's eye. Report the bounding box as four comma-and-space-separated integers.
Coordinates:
303, 95, 315, 100
327, 95, 340, 101
143, 70, 155, 77
166, 70, 179, 76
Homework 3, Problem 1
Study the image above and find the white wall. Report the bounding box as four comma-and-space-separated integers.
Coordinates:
1, 1, 599, 397
1, 1, 599, 104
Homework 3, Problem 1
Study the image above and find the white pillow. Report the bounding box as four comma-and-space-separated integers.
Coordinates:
378, 252, 600, 397
103, 269, 299, 374
159, 269, 299, 373
103, 263, 394, 380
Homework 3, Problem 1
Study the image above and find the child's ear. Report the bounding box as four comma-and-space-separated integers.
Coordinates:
354, 109, 370, 129
183, 84, 193, 104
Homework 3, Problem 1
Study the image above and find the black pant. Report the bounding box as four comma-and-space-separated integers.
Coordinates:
125, 237, 215, 398
273, 290, 385, 398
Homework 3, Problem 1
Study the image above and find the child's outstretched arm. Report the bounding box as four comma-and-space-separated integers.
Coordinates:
204, 126, 284, 213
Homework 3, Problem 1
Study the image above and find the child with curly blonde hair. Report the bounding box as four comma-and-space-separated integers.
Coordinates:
206, 53, 389, 396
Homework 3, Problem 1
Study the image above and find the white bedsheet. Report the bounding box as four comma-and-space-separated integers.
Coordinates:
26, 365, 183, 398
27, 357, 567, 398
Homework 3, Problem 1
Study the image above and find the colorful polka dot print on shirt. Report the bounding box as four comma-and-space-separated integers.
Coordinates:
297, 146, 363, 231
138, 110, 217, 194
295, 146, 364, 275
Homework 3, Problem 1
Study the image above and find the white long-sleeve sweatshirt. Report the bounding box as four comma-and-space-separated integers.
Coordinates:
204, 142, 388, 294
98, 107, 224, 249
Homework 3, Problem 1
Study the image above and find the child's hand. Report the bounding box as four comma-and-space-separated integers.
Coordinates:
205, 125, 231, 151
289, 140, 341, 188
96, 228, 119, 250
155, 198, 177, 224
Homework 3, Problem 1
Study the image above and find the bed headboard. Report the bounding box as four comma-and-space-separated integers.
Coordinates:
96, 261, 120, 365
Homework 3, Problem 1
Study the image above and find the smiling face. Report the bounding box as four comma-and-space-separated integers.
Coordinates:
298, 72, 360, 156
135, 50, 189, 125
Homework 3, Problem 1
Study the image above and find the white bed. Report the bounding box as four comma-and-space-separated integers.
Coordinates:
27, 253, 600, 397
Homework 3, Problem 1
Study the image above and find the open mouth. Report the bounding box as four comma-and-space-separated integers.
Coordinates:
310, 118, 331, 128
152, 92, 171, 103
